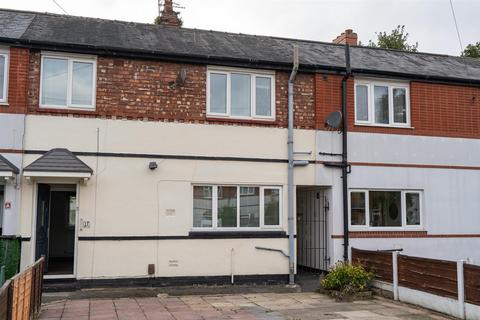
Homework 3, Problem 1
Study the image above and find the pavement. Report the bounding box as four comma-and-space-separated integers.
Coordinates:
38, 292, 453, 320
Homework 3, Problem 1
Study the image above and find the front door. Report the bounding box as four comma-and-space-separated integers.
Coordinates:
35, 183, 51, 270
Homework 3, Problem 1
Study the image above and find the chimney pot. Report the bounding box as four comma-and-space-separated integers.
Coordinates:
333, 29, 358, 46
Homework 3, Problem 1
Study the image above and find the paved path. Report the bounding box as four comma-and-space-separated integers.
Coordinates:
39, 292, 452, 320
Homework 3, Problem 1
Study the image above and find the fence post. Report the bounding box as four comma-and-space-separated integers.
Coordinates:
392, 251, 399, 301
457, 260, 465, 319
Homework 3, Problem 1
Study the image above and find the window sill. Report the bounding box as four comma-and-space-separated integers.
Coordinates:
206, 116, 277, 125
36, 106, 98, 115
189, 230, 286, 239
0, 102, 8, 107
347, 230, 427, 238
354, 123, 414, 129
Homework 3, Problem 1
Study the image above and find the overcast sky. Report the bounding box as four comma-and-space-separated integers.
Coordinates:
2, 0, 479, 56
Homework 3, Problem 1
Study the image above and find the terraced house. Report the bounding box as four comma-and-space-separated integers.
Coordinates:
0, 4, 479, 286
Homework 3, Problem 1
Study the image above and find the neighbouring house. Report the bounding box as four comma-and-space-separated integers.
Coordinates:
0, 6, 479, 285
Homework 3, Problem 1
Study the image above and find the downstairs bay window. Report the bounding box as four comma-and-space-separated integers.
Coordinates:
349, 190, 422, 228
207, 68, 275, 120
193, 185, 281, 229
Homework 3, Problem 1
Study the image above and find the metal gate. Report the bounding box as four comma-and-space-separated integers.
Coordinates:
296, 188, 329, 272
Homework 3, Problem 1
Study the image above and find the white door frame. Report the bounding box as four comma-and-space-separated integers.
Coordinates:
31, 180, 80, 279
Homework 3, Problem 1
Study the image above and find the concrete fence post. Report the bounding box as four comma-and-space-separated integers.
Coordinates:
392, 251, 399, 301
457, 260, 466, 319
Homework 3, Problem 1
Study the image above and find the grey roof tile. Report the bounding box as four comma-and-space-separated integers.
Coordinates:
24, 148, 93, 173
1, 8, 480, 83
0, 154, 19, 174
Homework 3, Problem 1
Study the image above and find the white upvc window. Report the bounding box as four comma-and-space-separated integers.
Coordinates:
40, 53, 97, 110
192, 185, 282, 230
354, 79, 410, 127
349, 189, 422, 230
207, 67, 275, 120
0, 49, 9, 104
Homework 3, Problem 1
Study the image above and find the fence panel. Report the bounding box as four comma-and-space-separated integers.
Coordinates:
351, 248, 393, 282
398, 255, 457, 299
0, 280, 11, 320
464, 263, 480, 306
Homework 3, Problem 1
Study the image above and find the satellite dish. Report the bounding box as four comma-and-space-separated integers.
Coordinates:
325, 111, 343, 130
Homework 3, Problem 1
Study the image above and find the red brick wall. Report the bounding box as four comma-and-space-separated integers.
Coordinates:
0, 47, 29, 114
26, 51, 316, 129
315, 74, 480, 138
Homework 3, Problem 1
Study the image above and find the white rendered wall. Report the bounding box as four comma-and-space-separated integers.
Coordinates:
0, 114, 24, 235
317, 130, 480, 265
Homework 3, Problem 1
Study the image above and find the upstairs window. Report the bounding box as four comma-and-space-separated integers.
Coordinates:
355, 80, 410, 127
207, 68, 275, 120
350, 189, 422, 229
0, 50, 8, 103
40, 54, 96, 109
193, 185, 281, 230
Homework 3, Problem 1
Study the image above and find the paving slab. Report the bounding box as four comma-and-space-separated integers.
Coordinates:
39, 292, 454, 320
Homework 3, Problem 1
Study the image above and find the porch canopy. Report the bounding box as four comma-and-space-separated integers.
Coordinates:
23, 148, 93, 179
0, 154, 20, 179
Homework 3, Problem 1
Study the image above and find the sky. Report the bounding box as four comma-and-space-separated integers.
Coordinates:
1, 0, 479, 56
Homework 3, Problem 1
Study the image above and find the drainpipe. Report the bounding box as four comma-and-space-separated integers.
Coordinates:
288, 46, 299, 285
342, 44, 352, 261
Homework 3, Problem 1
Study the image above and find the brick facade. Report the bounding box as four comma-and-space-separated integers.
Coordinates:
0, 47, 29, 114
315, 74, 480, 138
25, 50, 316, 129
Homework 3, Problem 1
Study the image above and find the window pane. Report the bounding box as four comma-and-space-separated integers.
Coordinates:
255, 77, 272, 116
369, 191, 401, 227
193, 186, 212, 227
374, 85, 389, 124
218, 186, 237, 227
72, 61, 94, 106
0, 55, 5, 100
406, 193, 420, 225
231, 73, 251, 116
240, 187, 259, 227
209, 73, 227, 113
41, 57, 68, 106
393, 88, 407, 123
350, 192, 366, 225
355, 85, 368, 121
68, 196, 76, 227
264, 189, 280, 225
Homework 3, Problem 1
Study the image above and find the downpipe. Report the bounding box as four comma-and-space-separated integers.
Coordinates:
288, 46, 299, 285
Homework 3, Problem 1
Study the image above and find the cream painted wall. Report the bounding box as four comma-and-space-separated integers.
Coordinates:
20, 115, 316, 278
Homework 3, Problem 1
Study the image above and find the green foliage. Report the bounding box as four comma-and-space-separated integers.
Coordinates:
0, 237, 21, 281
367, 25, 418, 52
462, 42, 480, 58
321, 262, 373, 296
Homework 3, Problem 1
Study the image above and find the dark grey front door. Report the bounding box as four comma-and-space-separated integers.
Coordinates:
35, 183, 50, 271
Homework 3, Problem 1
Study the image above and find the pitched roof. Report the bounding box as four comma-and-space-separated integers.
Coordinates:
24, 148, 93, 173
0, 154, 19, 174
1, 8, 480, 84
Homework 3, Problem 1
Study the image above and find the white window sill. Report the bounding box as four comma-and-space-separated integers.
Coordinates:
0, 102, 8, 106
39, 105, 96, 112
354, 123, 414, 129
207, 114, 276, 122
349, 227, 424, 232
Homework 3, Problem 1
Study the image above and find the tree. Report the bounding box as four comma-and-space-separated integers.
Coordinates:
461, 42, 480, 58
366, 25, 418, 52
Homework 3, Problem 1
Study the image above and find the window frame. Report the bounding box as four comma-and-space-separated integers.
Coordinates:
39, 52, 97, 110
349, 189, 423, 230
192, 184, 282, 231
0, 48, 9, 104
206, 67, 276, 121
354, 79, 411, 128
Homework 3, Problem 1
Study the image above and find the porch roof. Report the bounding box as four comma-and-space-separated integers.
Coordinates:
23, 148, 93, 178
0, 154, 20, 177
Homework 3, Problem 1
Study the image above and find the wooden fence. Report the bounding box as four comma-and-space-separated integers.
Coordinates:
0, 257, 44, 320
352, 247, 480, 318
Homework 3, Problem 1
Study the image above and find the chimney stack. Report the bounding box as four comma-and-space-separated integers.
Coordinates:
333, 29, 358, 46
157, 0, 182, 27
